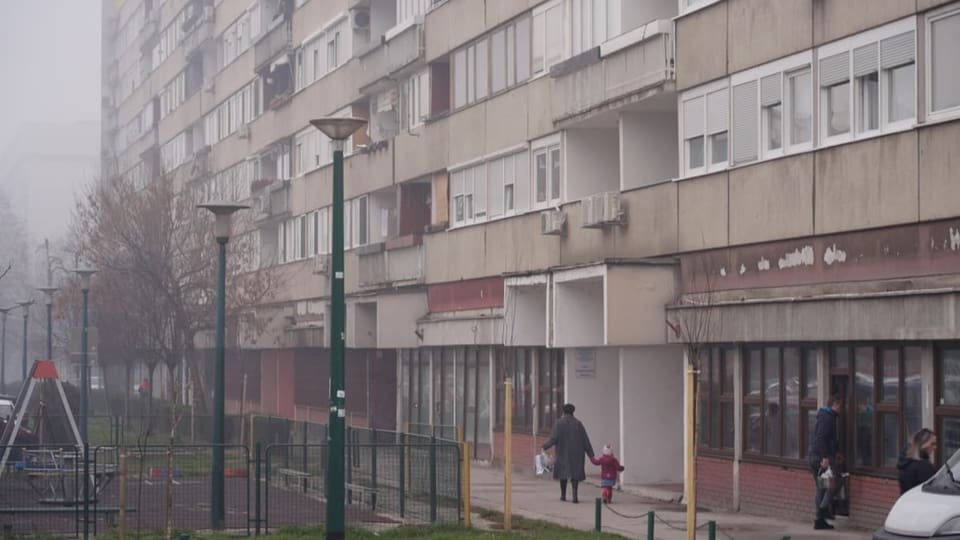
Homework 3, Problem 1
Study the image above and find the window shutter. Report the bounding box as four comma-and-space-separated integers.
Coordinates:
707, 88, 729, 134
853, 43, 878, 77
881, 31, 915, 69
760, 74, 781, 106
732, 81, 758, 164
683, 96, 705, 138
819, 52, 850, 87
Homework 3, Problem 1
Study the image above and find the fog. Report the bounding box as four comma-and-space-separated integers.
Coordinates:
0, 1, 101, 247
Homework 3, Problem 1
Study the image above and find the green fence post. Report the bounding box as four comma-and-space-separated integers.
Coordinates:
429, 436, 438, 523
708, 521, 716, 540
594, 498, 602, 532
399, 433, 406, 518
301, 421, 308, 494
255, 442, 262, 536
647, 511, 654, 540
371, 427, 378, 511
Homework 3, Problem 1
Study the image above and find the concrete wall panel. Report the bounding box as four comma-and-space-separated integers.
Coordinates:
619, 346, 684, 484
678, 173, 729, 251
424, 0, 486, 63
614, 182, 679, 258
676, 2, 728, 91
813, 0, 917, 46
621, 111, 678, 190
484, 87, 530, 153
606, 265, 677, 346
728, 0, 812, 73
564, 348, 620, 457
560, 203, 613, 266
729, 154, 814, 245
292, 0, 349, 43
814, 132, 919, 234
447, 105, 487, 166
526, 77, 555, 140
919, 122, 960, 221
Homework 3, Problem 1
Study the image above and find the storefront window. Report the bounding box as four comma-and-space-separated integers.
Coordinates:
937, 347, 960, 462
537, 349, 564, 435
495, 348, 533, 433
699, 348, 735, 450
743, 346, 817, 459
835, 345, 922, 470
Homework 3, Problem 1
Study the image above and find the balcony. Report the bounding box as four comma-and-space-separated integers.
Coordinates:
551, 19, 674, 126
254, 180, 291, 223
138, 9, 161, 54
357, 21, 424, 93
254, 19, 293, 73
183, 16, 214, 59
358, 237, 424, 288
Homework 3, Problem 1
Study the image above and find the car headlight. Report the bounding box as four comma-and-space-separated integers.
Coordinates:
937, 517, 960, 536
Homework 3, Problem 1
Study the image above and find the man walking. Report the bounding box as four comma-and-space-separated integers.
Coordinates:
543, 403, 594, 503
808, 395, 842, 530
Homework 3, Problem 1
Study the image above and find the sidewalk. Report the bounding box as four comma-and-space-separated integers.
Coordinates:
469, 465, 873, 540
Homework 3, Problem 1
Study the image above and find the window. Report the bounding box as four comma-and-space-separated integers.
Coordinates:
160, 131, 192, 172
317, 207, 330, 254
203, 79, 261, 145
396, 0, 430, 26
928, 4, 960, 118
681, 83, 729, 175
743, 346, 818, 459
818, 19, 916, 144
450, 163, 484, 226
401, 70, 429, 130
936, 346, 960, 462
351, 196, 368, 247
533, 141, 561, 206
761, 74, 783, 154
220, 9, 254, 68
699, 348, 735, 450
570, 0, 617, 56
495, 349, 533, 433
537, 349, 564, 435
296, 16, 350, 91
832, 345, 922, 470
787, 68, 813, 147
327, 32, 340, 71
532, 0, 563, 75
160, 72, 187, 119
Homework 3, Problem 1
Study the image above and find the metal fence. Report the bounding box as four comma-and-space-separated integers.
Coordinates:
0, 428, 463, 537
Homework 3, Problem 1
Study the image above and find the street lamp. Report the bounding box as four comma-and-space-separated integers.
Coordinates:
37, 286, 58, 361
0, 307, 13, 393
309, 116, 367, 540
72, 269, 95, 444
197, 201, 248, 531
16, 301, 33, 383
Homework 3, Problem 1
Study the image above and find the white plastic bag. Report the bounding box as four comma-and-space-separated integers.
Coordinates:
535, 451, 553, 476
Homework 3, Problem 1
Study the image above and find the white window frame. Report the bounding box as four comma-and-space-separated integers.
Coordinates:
679, 79, 729, 178
729, 51, 814, 163
816, 16, 916, 149
530, 134, 562, 207
679, 0, 722, 16
925, 3, 960, 122
532, 0, 564, 77
296, 13, 350, 92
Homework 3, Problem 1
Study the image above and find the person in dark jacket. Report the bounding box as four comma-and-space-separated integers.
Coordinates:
543, 403, 594, 503
807, 395, 842, 530
898, 428, 938, 494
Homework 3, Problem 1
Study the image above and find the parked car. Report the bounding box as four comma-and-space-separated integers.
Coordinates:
0, 394, 14, 420
874, 448, 960, 539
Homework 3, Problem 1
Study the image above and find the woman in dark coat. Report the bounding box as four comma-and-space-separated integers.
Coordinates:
898, 428, 938, 494
542, 403, 594, 503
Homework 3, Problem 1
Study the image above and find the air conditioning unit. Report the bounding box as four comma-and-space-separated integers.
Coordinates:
540, 210, 565, 236
581, 191, 624, 228
313, 254, 330, 275
237, 123, 251, 139
350, 7, 370, 30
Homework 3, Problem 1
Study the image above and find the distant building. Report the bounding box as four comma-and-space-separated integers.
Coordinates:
0, 121, 100, 246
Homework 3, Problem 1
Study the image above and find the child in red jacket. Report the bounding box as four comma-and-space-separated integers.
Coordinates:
590, 445, 625, 503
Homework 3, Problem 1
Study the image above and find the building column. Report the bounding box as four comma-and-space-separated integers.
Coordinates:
922, 344, 936, 430
732, 347, 743, 511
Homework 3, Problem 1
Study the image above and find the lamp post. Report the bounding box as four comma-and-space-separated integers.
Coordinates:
197, 202, 248, 531
38, 286, 58, 361
17, 301, 33, 383
0, 307, 13, 393
309, 116, 367, 540
72, 270, 95, 444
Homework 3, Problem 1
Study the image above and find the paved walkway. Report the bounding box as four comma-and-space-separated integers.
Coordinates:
469, 465, 873, 540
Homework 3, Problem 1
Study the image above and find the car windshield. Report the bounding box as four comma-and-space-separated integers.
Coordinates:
925, 448, 960, 493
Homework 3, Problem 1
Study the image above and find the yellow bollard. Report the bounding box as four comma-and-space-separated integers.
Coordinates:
686, 366, 697, 540
118, 450, 127, 540
462, 442, 472, 527
504, 377, 513, 532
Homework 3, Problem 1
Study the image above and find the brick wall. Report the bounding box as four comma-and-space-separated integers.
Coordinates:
696, 455, 734, 510
697, 456, 900, 530
739, 461, 812, 523
848, 474, 899, 530
493, 430, 551, 472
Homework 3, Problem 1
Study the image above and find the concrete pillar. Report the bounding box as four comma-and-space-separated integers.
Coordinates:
922, 345, 936, 431
732, 347, 743, 511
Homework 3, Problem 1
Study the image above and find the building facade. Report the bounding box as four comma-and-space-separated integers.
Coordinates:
101, 0, 960, 529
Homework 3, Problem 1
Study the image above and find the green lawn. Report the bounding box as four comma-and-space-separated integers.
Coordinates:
94, 511, 623, 540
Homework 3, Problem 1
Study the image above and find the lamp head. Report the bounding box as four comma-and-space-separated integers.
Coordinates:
309, 117, 367, 142
17, 300, 33, 314
72, 268, 96, 291
37, 286, 59, 304
197, 202, 249, 241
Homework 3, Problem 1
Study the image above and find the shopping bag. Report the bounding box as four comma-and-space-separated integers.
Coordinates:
535, 451, 553, 476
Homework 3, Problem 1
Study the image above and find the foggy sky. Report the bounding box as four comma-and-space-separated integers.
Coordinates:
0, 1, 101, 151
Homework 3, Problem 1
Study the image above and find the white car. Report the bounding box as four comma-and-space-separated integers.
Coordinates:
875, 448, 960, 539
